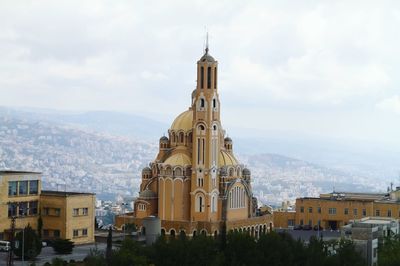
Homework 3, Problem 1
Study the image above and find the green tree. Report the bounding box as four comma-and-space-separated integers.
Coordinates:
326, 239, 366, 266
52, 239, 74, 254
37, 216, 43, 239
110, 238, 147, 266
378, 236, 400, 266
84, 248, 107, 266
106, 227, 113, 265
13, 224, 42, 260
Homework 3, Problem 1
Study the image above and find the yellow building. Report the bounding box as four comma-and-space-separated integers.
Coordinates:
0, 170, 95, 244
0, 171, 41, 241
41, 191, 95, 245
274, 190, 400, 230
116, 45, 273, 237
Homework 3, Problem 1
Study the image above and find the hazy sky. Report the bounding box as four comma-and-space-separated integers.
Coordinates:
1, 1, 400, 147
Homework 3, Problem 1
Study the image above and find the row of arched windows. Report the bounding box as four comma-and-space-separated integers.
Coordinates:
229, 186, 246, 209
195, 193, 218, 213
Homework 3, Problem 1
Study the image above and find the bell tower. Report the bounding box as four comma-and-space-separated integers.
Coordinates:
190, 37, 222, 222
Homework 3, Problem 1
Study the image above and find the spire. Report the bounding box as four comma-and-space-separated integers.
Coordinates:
205, 32, 209, 54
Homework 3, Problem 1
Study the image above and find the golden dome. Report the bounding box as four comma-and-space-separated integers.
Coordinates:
219, 150, 238, 166
164, 153, 191, 166
170, 109, 193, 132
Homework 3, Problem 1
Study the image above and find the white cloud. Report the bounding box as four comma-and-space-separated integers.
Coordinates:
376, 95, 400, 115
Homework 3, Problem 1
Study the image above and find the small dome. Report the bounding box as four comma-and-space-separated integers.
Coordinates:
224, 137, 232, 142
160, 136, 169, 142
219, 150, 238, 167
219, 167, 228, 176
200, 53, 216, 62
171, 110, 193, 132
142, 167, 151, 173
139, 189, 157, 198
242, 168, 251, 176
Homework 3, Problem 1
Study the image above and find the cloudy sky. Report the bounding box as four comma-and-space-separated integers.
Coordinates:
1, 1, 400, 149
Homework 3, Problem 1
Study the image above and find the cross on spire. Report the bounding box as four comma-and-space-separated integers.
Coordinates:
205, 31, 209, 54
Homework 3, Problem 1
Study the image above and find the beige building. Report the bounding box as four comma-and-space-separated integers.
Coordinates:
116, 45, 273, 237
41, 191, 95, 245
274, 190, 400, 230
0, 170, 95, 244
0, 171, 41, 241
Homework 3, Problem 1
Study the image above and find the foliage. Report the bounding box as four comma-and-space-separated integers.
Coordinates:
124, 223, 137, 233
52, 238, 75, 254
378, 236, 400, 266
110, 238, 148, 266
106, 227, 113, 264
13, 224, 42, 260
84, 248, 107, 266
38, 216, 43, 239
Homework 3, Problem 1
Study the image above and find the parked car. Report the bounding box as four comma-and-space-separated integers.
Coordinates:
313, 225, 323, 231
0, 241, 11, 252
293, 225, 303, 230
303, 225, 312, 230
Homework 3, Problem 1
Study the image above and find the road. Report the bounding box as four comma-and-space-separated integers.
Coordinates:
0, 243, 107, 266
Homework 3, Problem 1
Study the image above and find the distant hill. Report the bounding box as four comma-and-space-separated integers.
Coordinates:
0, 107, 386, 204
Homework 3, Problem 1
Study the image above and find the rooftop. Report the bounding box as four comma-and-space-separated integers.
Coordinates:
41, 190, 95, 197
0, 170, 42, 175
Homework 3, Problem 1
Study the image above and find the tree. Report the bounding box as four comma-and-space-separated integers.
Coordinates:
13, 224, 42, 260
52, 239, 74, 254
378, 236, 400, 266
37, 216, 43, 239
106, 227, 113, 265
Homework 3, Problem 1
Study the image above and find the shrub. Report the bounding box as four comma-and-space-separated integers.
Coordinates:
52, 239, 75, 254
13, 224, 42, 260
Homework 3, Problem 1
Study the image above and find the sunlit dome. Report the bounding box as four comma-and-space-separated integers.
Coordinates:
170, 109, 193, 132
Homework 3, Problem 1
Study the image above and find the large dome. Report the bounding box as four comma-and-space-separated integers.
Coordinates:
170, 109, 193, 132
164, 153, 191, 166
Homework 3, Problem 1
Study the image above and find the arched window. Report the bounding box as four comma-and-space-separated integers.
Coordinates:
230, 186, 246, 209
196, 194, 204, 212
213, 98, 217, 109
200, 98, 205, 108
207, 67, 211, 89
200, 67, 204, 89
211, 194, 218, 212
214, 67, 217, 89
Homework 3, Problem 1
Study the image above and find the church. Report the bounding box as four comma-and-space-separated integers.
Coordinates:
117, 44, 273, 237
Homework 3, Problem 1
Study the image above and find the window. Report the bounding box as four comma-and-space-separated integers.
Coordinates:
230, 187, 246, 209
138, 203, 146, 211
214, 67, 217, 88
200, 66, 204, 88
200, 98, 205, 108
29, 201, 38, 215
375, 210, 380, 217
363, 209, 367, 216
308, 207, 313, 213
82, 229, 88, 236
83, 208, 88, 216
18, 181, 28, 195
300, 206, 304, 213
43, 207, 50, 216
43, 230, 49, 237
309, 220, 312, 226
353, 209, 358, 216
29, 180, 38, 195
54, 230, 60, 238
288, 220, 295, 227
300, 219, 304, 225
55, 208, 61, 216
73, 208, 79, 216
388, 210, 392, 217
8, 181, 17, 196
197, 177, 204, 187
211, 194, 217, 213
317, 207, 321, 214
207, 67, 211, 88
328, 208, 336, 215
18, 202, 28, 216
196, 194, 204, 212
344, 208, 349, 215
8, 204, 17, 217
73, 230, 79, 238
